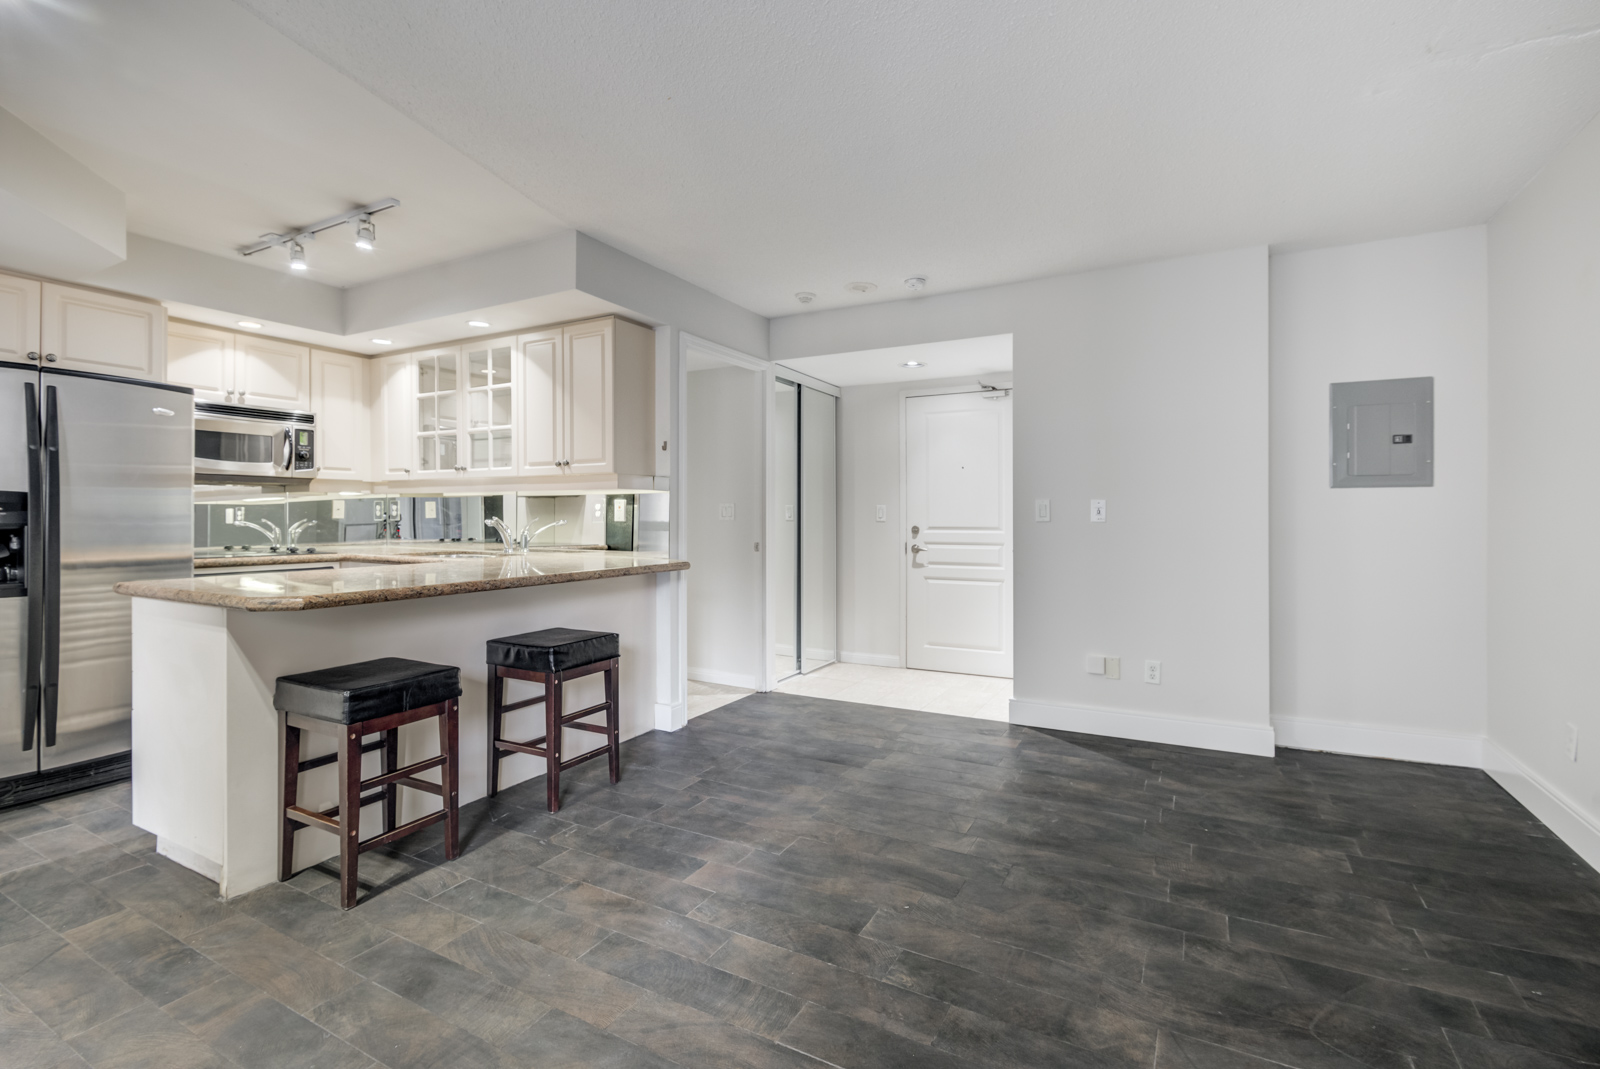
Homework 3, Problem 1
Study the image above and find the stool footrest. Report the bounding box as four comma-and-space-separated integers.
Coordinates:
361, 809, 446, 852
501, 695, 546, 713
494, 736, 548, 759
567, 721, 612, 736
298, 737, 385, 773
560, 745, 612, 772
362, 754, 446, 792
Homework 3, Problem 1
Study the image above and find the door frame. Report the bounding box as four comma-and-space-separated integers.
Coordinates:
898, 381, 1015, 673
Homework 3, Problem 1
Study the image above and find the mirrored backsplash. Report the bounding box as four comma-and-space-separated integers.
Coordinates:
193, 487, 668, 556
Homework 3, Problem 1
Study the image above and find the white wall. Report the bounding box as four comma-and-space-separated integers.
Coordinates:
775, 247, 1274, 755
686, 365, 766, 690
1269, 228, 1489, 764
1485, 112, 1600, 870
837, 375, 999, 667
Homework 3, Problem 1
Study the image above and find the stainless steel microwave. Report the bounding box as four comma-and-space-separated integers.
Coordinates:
193, 402, 318, 482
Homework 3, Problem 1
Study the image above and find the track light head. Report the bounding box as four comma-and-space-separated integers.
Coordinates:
353, 215, 376, 251
287, 241, 307, 271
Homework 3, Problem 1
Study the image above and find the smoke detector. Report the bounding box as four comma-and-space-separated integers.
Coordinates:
904, 277, 927, 291
795, 292, 815, 304
845, 281, 877, 295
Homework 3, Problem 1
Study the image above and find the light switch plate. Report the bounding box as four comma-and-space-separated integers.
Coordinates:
1085, 655, 1105, 675
1105, 657, 1121, 680
331, 499, 345, 519
876, 505, 887, 522
1090, 499, 1106, 522
1035, 499, 1050, 522
718, 503, 735, 520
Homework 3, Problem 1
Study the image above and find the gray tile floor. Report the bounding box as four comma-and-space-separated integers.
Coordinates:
2, 692, 1599, 1068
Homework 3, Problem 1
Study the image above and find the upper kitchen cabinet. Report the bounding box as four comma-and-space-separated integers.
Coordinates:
41, 282, 165, 380
519, 316, 654, 478
234, 335, 310, 409
165, 322, 311, 410
310, 348, 369, 481
377, 338, 519, 481
0, 273, 41, 363
372, 350, 415, 481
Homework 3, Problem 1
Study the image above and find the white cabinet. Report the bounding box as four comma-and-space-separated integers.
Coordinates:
0, 271, 164, 379
373, 351, 416, 481
234, 336, 310, 409
41, 282, 165, 379
518, 317, 655, 478
0, 273, 41, 363
165, 322, 232, 401
165, 323, 310, 410
310, 349, 369, 480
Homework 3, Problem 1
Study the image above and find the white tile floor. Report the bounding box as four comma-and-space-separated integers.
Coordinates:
688, 662, 1013, 722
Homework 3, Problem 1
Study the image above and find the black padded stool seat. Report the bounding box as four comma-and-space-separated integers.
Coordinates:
277, 657, 461, 909
486, 628, 621, 812
487, 628, 619, 673
275, 657, 461, 723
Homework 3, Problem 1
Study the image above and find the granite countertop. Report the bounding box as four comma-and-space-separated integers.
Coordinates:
116, 550, 688, 611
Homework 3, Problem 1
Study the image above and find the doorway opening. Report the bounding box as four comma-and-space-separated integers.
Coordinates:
772, 378, 838, 682
775, 334, 1013, 721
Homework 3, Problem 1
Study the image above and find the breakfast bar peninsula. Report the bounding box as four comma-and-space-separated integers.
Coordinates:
114, 549, 688, 897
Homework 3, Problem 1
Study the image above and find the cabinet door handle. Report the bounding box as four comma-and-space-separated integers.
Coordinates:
43, 353, 57, 363
26, 351, 39, 362
225, 390, 235, 401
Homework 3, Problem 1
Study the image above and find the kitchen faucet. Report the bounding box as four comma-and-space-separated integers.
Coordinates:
485, 516, 520, 554
228, 515, 281, 550
286, 518, 319, 551
530, 519, 567, 543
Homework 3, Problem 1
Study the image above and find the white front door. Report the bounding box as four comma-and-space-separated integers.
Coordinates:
905, 390, 1012, 676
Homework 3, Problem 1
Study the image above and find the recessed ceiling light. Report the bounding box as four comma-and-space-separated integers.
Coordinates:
904, 277, 927, 291
371, 338, 393, 346
901, 361, 924, 368
467, 320, 491, 328
237, 320, 263, 330
795, 292, 815, 304
845, 281, 877, 294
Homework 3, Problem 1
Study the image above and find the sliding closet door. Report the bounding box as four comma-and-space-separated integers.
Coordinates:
800, 387, 837, 672
773, 381, 800, 680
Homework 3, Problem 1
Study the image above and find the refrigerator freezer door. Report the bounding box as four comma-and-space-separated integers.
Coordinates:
0, 364, 37, 781
41, 370, 192, 770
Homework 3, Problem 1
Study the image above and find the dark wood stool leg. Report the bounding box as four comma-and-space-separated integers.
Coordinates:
337, 726, 362, 910
280, 724, 300, 882
487, 667, 503, 798
605, 660, 620, 784
382, 728, 399, 833
545, 672, 562, 812
441, 698, 460, 860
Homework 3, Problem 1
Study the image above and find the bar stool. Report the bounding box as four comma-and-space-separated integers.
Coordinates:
276, 657, 461, 909
486, 628, 620, 812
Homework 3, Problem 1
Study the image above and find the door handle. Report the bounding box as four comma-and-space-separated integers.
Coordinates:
42, 384, 61, 747
281, 431, 294, 471
910, 543, 925, 561
22, 383, 42, 751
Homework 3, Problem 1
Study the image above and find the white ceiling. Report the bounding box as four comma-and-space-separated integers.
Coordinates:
0, 0, 566, 287
779, 335, 1013, 389
3, 1, 1600, 322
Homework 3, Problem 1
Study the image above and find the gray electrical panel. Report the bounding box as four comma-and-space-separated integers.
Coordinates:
1330, 377, 1433, 488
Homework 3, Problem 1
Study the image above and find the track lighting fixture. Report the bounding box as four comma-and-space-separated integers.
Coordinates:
238, 198, 399, 273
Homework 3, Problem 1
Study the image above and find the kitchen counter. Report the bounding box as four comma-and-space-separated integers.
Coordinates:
117, 550, 687, 610
121, 547, 688, 897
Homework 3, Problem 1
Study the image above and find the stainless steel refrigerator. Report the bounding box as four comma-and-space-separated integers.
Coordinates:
1, 361, 193, 808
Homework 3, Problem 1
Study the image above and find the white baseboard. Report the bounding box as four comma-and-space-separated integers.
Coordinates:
840, 651, 902, 668
1484, 740, 1600, 874
1272, 716, 1484, 768
654, 700, 687, 732
688, 668, 763, 690
157, 836, 222, 885
1009, 697, 1276, 757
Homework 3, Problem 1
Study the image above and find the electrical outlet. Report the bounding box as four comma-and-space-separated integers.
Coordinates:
1085, 655, 1105, 675
1144, 660, 1162, 684
1567, 723, 1579, 762
1035, 499, 1051, 522
1105, 657, 1121, 680
1090, 499, 1107, 522
876, 505, 887, 522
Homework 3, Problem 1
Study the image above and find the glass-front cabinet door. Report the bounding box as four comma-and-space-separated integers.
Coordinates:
415, 348, 460, 474
465, 341, 514, 472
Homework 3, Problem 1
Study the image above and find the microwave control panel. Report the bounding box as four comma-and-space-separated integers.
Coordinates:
293, 429, 315, 471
